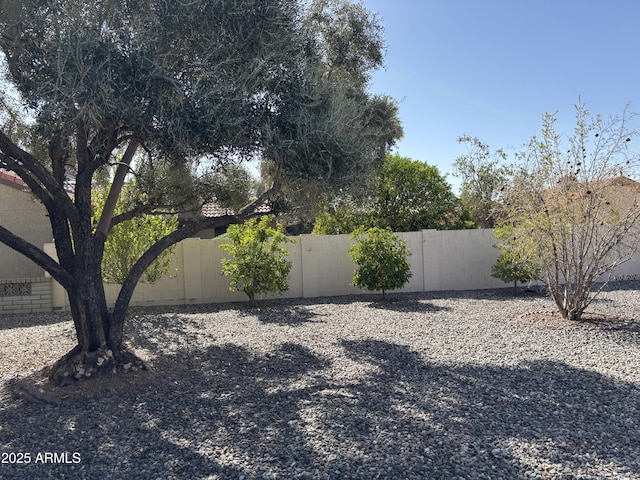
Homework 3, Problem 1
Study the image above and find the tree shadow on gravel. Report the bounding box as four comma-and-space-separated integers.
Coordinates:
599, 279, 640, 292
425, 286, 548, 301
242, 305, 326, 326
123, 312, 208, 357
0, 311, 71, 331
365, 299, 451, 313
1, 339, 640, 479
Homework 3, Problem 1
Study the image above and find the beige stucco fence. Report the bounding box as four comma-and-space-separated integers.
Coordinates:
23, 228, 640, 312
42, 229, 507, 311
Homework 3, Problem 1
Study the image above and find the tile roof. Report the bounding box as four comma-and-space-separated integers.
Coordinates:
0, 169, 26, 189
0, 169, 75, 194
201, 201, 271, 218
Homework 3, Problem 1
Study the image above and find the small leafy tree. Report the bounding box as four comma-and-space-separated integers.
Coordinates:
221, 216, 294, 303
491, 225, 541, 295
93, 183, 177, 284
348, 226, 412, 300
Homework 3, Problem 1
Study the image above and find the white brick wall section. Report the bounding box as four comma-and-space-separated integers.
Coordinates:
0, 278, 53, 314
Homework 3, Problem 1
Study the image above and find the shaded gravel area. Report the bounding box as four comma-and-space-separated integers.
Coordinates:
1, 282, 640, 479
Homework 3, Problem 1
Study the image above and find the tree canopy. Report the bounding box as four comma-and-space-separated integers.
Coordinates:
375, 154, 465, 232
453, 135, 510, 228
0, 0, 400, 384
257, 0, 402, 232
314, 154, 466, 234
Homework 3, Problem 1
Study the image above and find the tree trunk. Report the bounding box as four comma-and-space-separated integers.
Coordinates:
550, 288, 584, 322
48, 238, 145, 386
2, 203, 252, 386
568, 311, 583, 321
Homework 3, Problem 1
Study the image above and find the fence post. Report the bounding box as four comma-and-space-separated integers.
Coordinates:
181, 238, 203, 304
42, 243, 69, 310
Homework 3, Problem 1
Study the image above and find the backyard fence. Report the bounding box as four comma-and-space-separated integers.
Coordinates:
3, 228, 639, 314
43, 229, 515, 311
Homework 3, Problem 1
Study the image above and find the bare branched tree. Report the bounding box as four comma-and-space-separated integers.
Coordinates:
453, 135, 510, 228
499, 101, 640, 320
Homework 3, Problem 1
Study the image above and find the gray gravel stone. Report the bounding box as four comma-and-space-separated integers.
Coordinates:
1, 282, 640, 479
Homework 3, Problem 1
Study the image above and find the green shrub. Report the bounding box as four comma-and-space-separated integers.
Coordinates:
348, 227, 412, 300
491, 225, 541, 295
93, 185, 178, 284
220, 215, 294, 303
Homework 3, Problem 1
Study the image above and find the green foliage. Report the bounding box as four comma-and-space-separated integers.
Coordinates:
348, 226, 412, 300
312, 204, 373, 235
227, 0, 402, 233
313, 154, 465, 234
491, 226, 541, 294
376, 154, 465, 231
220, 216, 294, 302
93, 184, 178, 284
307, 0, 385, 89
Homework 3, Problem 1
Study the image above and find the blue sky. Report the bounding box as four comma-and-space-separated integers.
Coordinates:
362, 0, 640, 192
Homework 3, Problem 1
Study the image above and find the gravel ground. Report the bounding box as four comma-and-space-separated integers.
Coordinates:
1, 282, 640, 479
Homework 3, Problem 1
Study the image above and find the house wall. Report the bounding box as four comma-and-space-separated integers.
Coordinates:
0, 182, 53, 279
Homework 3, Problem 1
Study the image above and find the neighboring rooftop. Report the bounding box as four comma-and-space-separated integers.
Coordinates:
0, 169, 26, 189
201, 201, 271, 218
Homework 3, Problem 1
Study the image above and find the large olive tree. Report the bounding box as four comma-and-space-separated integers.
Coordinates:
0, 0, 399, 384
